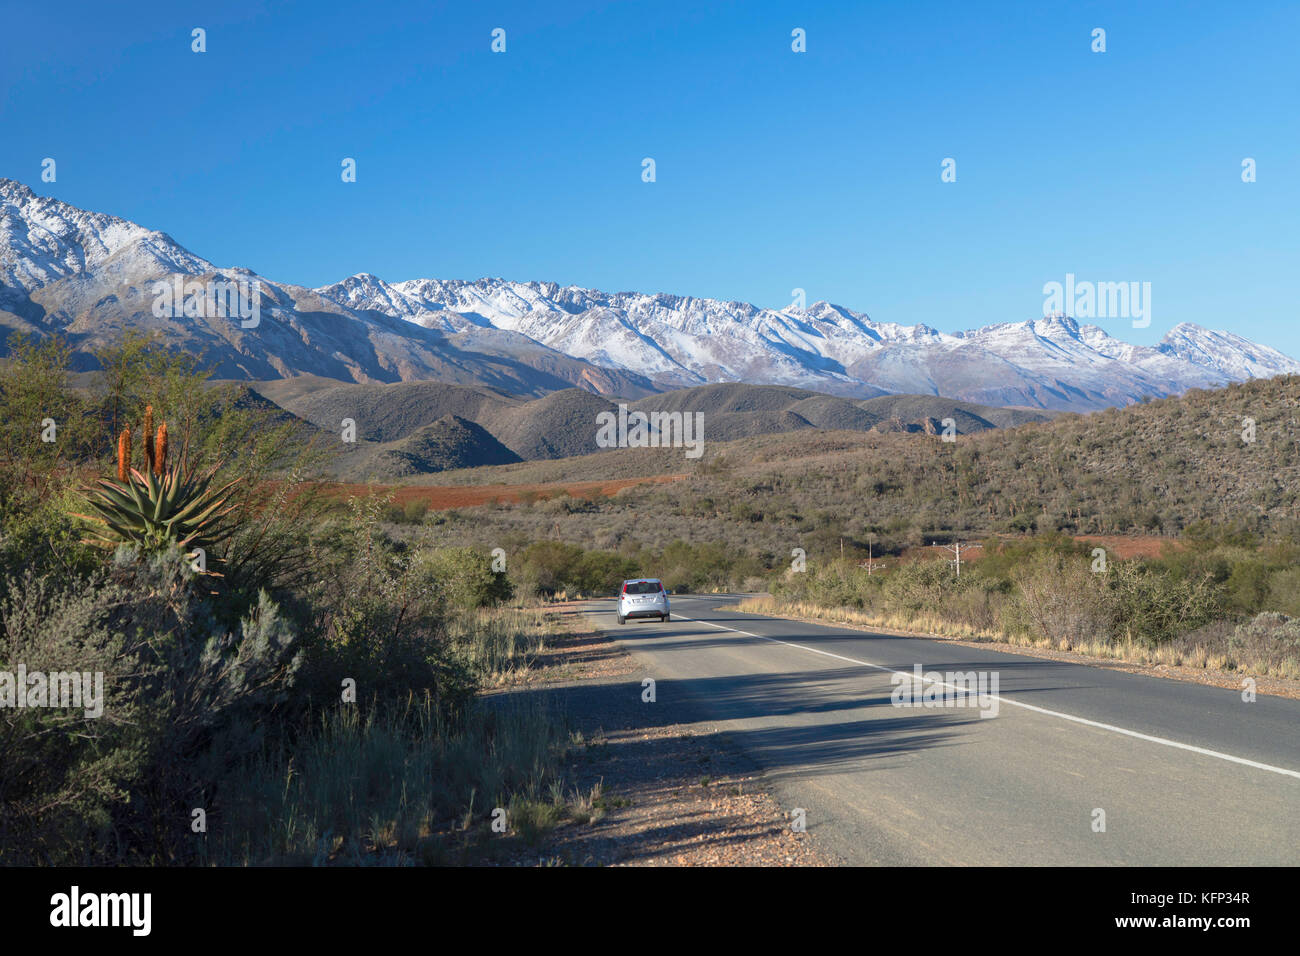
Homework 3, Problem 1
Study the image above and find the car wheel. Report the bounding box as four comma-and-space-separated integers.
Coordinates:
617, 615, 626, 625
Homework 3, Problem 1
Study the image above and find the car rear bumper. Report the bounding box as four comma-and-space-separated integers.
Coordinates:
622, 606, 668, 619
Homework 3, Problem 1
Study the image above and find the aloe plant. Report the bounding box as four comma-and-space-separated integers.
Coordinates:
76, 413, 238, 560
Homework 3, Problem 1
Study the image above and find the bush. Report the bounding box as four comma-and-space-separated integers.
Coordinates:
302, 590, 469, 719
298, 536, 477, 722
658, 539, 761, 593
516, 541, 586, 597
805, 563, 863, 608
571, 550, 641, 595
383, 498, 430, 524
415, 547, 514, 610
1230, 612, 1300, 660
883, 559, 969, 616
1108, 561, 1220, 647
1009, 552, 1114, 646
0, 547, 302, 864
513, 541, 639, 597
1265, 567, 1300, 617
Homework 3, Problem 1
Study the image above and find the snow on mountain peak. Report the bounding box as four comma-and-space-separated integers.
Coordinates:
0, 179, 213, 293
310, 270, 1300, 408
2, 179, 1298, 411
1156, 322, 1296, 380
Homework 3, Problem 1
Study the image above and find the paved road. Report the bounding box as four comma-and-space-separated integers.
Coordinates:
581, 594, 1300, 865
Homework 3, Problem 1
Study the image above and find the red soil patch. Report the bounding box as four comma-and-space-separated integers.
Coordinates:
314, 473, 688, 509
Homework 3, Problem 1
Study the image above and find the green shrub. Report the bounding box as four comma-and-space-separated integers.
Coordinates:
300, 570, 475, 723
513, 541, 641, 597
1109, 561, 1220, 647
516, 540, 586, 596
0, 547, 301, 864
571, 550, 640, 595
382, 498, 431, 524
416, 547, 514, 610
882, 559, 969, 616
805, 563, 863, 608
295, 501, 479, 719
1223, 558, 1274, 613
1266, 567, 1300, 617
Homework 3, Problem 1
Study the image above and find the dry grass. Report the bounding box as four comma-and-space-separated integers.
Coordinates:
448, 605, 557, 685
731, 596, 1300, 683
206, 603, 625, 866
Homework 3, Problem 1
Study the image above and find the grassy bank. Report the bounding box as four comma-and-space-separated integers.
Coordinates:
209, 611, 578, 866
735, 589, 1300, 683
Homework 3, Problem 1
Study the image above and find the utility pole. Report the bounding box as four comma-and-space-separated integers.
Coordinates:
860, 539, 886, 575
932, 540, 982, 577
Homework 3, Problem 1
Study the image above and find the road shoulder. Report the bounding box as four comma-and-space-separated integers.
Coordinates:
488, 603, 833, 866
718, 600, 1300, 701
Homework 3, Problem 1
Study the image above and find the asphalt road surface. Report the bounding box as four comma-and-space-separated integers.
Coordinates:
582, 593, 1300, 865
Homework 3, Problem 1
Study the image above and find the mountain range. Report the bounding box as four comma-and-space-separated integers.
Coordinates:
3, 176, 1297, 412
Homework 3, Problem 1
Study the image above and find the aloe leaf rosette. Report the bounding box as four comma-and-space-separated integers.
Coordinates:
77, 465, 238, 558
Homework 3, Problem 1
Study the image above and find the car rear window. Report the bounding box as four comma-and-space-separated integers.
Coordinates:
624, 581, 661, 594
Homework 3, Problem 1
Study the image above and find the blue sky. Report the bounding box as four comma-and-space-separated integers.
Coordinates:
2, 0, 1298, 352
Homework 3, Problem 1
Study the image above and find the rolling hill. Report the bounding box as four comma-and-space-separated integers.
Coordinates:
247, 379, 1055, 480
372, 416, 523, 479
402, 375, 1300, 563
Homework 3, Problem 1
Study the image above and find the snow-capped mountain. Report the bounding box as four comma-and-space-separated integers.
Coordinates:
0, 180, 213, 293
0, 179, 656, 395
315, 273, 1300, 409
3, 177, 1297, 410
1153, 323, 1299, 381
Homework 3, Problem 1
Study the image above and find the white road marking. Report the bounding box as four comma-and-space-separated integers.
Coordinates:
650, 605, 1300, 782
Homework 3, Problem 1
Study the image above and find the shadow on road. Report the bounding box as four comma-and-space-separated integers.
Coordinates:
504, 662, 985, 782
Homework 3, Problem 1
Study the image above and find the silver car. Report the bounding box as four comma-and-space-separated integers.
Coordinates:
617, 578, 670, 624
